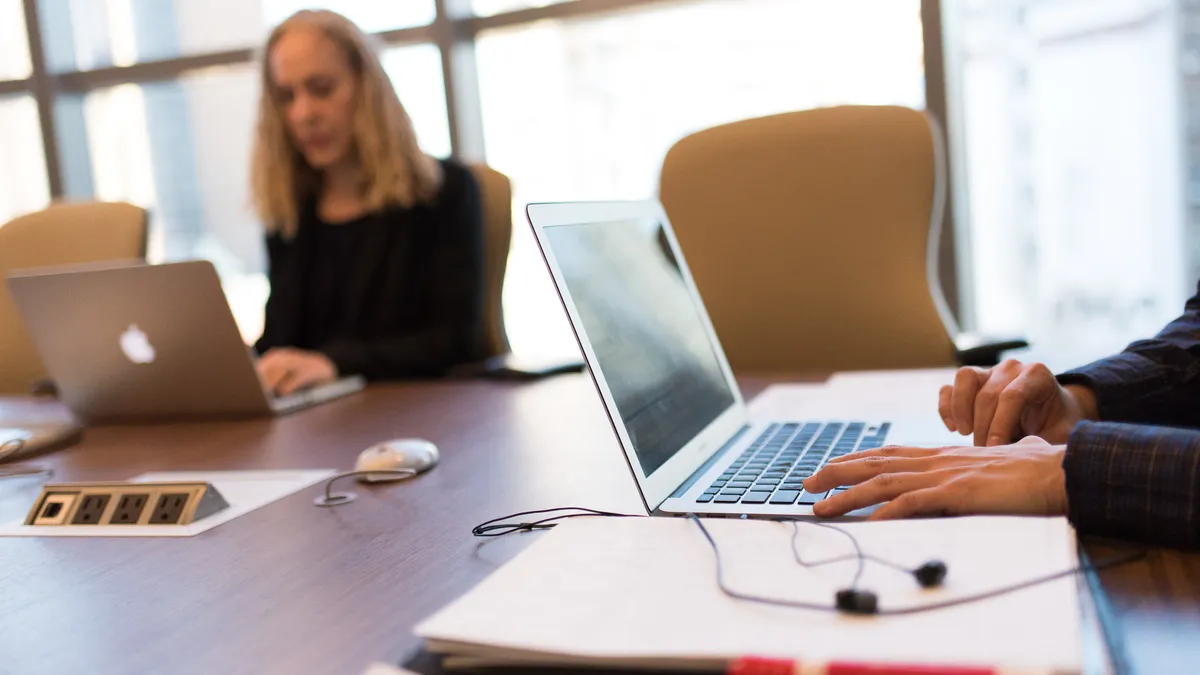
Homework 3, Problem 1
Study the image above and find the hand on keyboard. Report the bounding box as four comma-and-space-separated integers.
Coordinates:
257, 348, 339, 396
802, 436, 1068, 520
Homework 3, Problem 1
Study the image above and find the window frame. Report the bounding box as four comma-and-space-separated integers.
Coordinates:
2, 0, 957, 325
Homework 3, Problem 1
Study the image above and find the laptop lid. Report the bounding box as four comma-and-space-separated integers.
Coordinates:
527, 201, 749, 512
6, 260, 273, 422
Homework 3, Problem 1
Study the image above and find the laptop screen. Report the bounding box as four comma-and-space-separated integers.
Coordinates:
542, 218, 735, 476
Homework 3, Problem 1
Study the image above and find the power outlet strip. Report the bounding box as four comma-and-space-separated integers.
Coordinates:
25, 481, 230, 527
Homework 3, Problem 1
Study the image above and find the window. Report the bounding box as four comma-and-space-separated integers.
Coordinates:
944, 0, 1189, 366
39, 0, 436, 72
477, 0, 925, 357
62, 66, 267, 339
472, 0, 575, 17
0, 0, 32, 80
0, 96, 51, 226
381, 44, 452, 159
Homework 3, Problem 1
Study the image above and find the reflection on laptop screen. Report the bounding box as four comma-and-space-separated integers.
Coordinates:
543, 219, 735, 476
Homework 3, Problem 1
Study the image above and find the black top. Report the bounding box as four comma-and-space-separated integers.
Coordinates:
298, 212, 370, 350
254, 159, 485, 379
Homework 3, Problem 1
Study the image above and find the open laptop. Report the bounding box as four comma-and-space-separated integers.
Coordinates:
527, 201, 961, 518
6, 261, 364, 424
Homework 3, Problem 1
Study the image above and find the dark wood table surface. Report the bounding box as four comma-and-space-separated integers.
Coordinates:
0, 374, 1197, 675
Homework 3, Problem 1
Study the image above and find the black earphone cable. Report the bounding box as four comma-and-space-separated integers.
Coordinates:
471, 507, 645, 537
689, 514, 1147, 616
689, 513, 844, 613
470, 507, 1146, 616
790, 520, 868, 590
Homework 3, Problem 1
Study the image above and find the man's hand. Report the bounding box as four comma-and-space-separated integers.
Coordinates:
939, 359, 1098, 446
802, 437, 1069, 520
256, 348, 338, 396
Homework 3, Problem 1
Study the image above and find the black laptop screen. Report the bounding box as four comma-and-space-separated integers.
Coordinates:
542, 218, 736, 476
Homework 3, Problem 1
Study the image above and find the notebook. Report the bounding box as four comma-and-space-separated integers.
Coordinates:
416, 516, 1084, 673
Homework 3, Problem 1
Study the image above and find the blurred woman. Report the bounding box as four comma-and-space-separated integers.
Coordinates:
250, 9, 484, 395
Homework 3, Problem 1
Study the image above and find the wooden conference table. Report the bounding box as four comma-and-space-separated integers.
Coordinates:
1, 374, 1199, 675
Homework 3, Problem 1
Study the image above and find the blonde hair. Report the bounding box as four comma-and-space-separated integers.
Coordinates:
251, 10, 441, 237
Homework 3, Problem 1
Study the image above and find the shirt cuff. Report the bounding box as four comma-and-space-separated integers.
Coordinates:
1064, 421, 1200, 548
1058, 352, 1171, 421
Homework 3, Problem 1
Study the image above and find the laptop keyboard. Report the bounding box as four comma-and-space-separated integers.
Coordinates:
696, 421, 890, 506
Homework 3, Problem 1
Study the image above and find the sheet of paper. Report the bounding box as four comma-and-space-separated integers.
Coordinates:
0, 469, 334, 537
826, 367, 960, 392
417, 515, 1082, 672
749, 368, 957, 420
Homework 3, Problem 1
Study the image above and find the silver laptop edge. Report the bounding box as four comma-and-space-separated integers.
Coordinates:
525, 201, 801, 517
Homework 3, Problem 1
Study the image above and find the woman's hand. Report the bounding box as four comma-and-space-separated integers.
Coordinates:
256, 348, 338, 396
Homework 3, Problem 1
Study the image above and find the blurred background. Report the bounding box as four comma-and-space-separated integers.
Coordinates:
0, 0, 1194, 369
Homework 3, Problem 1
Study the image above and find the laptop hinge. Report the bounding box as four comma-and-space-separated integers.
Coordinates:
664, 424, 751, 503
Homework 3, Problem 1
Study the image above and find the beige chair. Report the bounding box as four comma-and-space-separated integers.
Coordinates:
0, 202, 148, 393
462, 164, 583, 379
659, 105, 1023, 373
468, 164, 513, 360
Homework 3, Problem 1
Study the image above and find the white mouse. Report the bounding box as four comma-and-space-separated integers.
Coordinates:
354, 438, 439, 483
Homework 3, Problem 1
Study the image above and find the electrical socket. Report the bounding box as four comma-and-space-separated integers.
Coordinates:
110, 493, 149, 525
149, 493, 189, 524
24, 482, 229, 527
70, 494, 110, 524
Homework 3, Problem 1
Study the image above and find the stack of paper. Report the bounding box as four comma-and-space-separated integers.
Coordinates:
749, 368, 957, 422
417, 515, 1083, 672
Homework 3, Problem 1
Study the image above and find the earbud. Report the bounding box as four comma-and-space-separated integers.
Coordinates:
914, 560, 947, 588
833, 561, 945, 614
835, 589, 878, 615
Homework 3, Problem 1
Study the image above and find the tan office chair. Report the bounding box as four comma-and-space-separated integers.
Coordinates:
0, 201, 148, 393
659, 105, 1024, 373
468, 164, 513, 360
461, 164, 583, 379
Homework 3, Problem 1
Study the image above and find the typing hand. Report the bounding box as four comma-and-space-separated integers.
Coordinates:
256, 348, 338, 396
802, 437, 1068, 520
938, 359, 1096, 446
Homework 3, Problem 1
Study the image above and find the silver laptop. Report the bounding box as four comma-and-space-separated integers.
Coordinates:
6, 261, 364, 424
527, 201, 960, 518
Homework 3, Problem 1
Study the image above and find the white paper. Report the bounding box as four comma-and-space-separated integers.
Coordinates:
826, 367, 960, 393
750, 368, 958, 420
417, 516, 1082, 672
0, 469, 334, 537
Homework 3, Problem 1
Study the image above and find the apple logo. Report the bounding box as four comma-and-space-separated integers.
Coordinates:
119, 325, 156, 365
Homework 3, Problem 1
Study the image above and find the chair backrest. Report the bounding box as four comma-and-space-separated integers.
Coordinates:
0, 201, 148, 393
468, 164, 513, 359
659, 105, 957, 372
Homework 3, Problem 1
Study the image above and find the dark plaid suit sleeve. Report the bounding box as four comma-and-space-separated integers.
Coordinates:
1054, 279, 1200, 547
1064, 422, 1200, 548
1057, 280, 1200, 427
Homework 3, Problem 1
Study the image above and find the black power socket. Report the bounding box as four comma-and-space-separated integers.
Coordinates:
71, 494, 110, 524
149, 493, 189, 524
110, 494, 150, 525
